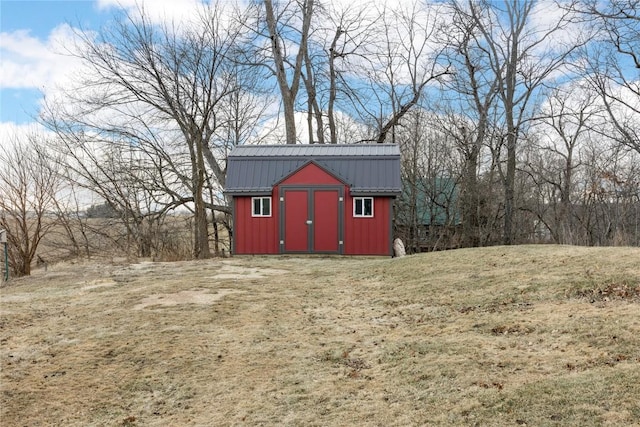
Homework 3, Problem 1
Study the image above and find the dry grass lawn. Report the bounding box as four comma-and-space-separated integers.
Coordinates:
1, 245, 640, 426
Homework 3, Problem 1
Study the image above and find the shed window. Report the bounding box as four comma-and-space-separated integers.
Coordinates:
252, 197, 271, 217
353, 197, 373, 217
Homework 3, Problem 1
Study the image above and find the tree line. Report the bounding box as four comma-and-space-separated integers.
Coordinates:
1, 0, 638, 276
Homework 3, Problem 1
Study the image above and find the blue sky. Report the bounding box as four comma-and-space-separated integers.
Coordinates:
1, 0, 110, 124
1, 0, 101, 36
1, 0, 236, 127
2, 0, 635, 142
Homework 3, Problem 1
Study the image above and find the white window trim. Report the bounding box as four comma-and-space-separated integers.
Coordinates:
353, 197, 374, 217
252, 196, 272, 217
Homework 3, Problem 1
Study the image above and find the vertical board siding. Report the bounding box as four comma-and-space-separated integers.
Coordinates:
280, 163, 342, 185
233, 191, 279, 254
343, 195, 392, 255
233, 161, 395, 256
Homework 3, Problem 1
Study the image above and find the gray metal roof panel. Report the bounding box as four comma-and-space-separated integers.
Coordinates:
226, 158, 307, 192
315, 158, 401, 193
225, 144, 401, 194
228, 144, 400, 158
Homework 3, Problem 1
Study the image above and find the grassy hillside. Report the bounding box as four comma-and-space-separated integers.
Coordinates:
1, 245, 639, 426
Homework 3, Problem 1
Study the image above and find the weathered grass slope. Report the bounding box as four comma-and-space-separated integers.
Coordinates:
1, 245, 639, 426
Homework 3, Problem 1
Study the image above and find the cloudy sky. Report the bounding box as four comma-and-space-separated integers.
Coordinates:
0, 1, 111, 125
2, 0, 235, 143
2, 0, 636, 140
0, 0, 415, 143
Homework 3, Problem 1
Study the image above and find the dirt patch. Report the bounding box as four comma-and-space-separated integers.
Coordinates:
133, 288, 243, 309
209, 262, 288, 280
80, 279, 119, 291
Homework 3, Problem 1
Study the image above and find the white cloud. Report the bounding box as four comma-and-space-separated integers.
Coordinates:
312, 0, 449, 87
0, 121, 45, 137
0, 0, 239, 123
527, 0, 589, 57
254, 108, 368, 145
0, 24, 83, 91
0, 121, 53, 154
96, 0, 239, 30
0, 23, 91, 132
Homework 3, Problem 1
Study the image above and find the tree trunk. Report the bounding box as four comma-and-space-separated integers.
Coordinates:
461, 153, 480, 247
264, 0, 314, 145
503, 130, 517, 245
303, 48, 324, 144
193, 139, 211, 259
327, 27, 341, 144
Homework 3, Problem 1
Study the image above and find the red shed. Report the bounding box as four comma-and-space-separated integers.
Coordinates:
225, 144, 401, 256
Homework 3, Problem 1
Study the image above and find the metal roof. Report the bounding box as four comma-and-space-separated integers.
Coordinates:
225, 144, 401, 195
228, 144, 399, 157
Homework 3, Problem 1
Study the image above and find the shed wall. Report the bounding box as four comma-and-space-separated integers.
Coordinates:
343, 195, 393, 255
233, 161, 395, 256
233, 189, 279, 254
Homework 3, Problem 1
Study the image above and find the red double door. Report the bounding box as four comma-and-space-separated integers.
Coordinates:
281, 187, 342, 253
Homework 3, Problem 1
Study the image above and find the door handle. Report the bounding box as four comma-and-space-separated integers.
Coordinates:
306, 220, 312, 225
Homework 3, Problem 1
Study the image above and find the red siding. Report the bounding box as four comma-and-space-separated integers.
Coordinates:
280, 162, 342, 185
233, 161, 394, 256
343, 194, 392, 255
233, 189, 279, 254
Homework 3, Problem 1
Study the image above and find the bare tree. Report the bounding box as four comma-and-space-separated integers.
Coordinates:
575, 0, 639, 68
351, 1, 450, 144
39, 126, 165, 258
310, 1, 379, 144
302, 37, 325, 144
42, 2, 246, 259
437, 1, 502, 246
46, 177, 95, 260
526, 86, 599, 243
396, 110, 463, 252
573, 0, 640, 155
259, 0, 315, 144
0, 134, 60, 276
467, 0, 583, 244
576, 140, 640, 245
